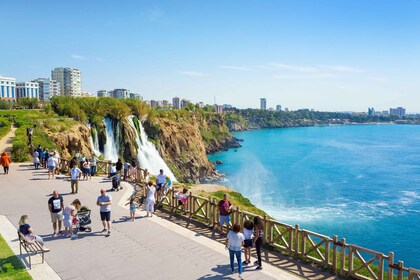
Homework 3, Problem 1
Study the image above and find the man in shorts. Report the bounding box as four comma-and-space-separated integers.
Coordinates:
218, 193, 232, 235
48, 190, 64, 237
97, 188, 112, 237
156, 169, 166, 198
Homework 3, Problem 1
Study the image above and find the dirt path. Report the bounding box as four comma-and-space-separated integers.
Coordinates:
192, 183, 234, 193
0, 125, 17, 155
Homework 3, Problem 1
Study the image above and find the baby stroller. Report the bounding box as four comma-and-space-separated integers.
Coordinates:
75, 207, 92, 233
112, 174, 123, 191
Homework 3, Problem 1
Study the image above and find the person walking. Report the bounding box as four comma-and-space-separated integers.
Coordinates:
63, 199, 81, 238
33, 149, 40, 169
19, 215, 50, 251
97, 188, 112, 237
145, 181, 156, 217
1, 151, 11, 174
70, 164, 83, 194
47, 153, 56, 179
48, 190, 64, 237
82, 159, 91, 180
218, 193, 233, 236
116, 158, 123, 175
90, 157, 97, 176
123, 160, 130, 181
253, 216, 264, 270
225, 223, 245, 279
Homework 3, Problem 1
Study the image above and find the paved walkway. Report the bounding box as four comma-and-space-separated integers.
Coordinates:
0, 164, 307, 280
0, 125, 16, 154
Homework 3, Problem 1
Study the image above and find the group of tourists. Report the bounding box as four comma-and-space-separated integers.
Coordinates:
29, 145, 61, 179
220, 193, 264, 279
72, 152, 97, 179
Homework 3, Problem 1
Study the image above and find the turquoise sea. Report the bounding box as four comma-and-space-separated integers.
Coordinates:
208, 124, 420, 268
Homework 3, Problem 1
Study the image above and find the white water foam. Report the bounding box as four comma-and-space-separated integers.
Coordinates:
88, 123, 102, 156
127, 116, 177, 181
103, 117, 119, 162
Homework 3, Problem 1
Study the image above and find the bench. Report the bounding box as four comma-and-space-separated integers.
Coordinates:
17, 231, 45, 269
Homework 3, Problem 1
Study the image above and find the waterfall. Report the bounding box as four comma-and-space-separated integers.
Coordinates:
103, 117, 119, 162
128, 115, 177, 181
88, 123, 102, 156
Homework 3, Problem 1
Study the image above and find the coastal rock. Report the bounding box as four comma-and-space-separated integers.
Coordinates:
216, 160, 223, 165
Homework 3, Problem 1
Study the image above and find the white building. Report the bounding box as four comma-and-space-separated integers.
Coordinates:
97, 90, 110, 97
32, 78, 60, 101
51, 67, 82, 96
16, 81, 39, 100
0, 76, 16, 103
260, 98, 267, 110
276, 105, 282, 111
390, 107, 406, 117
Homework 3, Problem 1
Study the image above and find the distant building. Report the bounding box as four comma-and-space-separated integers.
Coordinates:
51, 67, 82, 96
32, 78, 60, 101
223, 104, 232, 109
173, 97, 180, 109
112, 88, 129, 99
181, 99, 190, 108
268, 107, 275, 111
382, 110, 388, 116
368, 107, 375, 116
215, 104, 223, 113
276, 105, 282, 111
162, 100, 169, 107
260, 98, 267, 110
129, 92, 142, 100
0, 76, 16, 103
97, 90, 110, 97
150, 100, 158, 108
389, 107, 406, 117
284, 107, 289, 112
16, 81, 39, 100
198, 102, 205, 108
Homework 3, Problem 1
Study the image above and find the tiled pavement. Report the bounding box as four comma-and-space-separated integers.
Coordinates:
0, 163, 320, 280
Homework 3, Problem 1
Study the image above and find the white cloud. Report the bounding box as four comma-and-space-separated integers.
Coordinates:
220, 65, 252, 71
272, 73, 335, 80
320, 65, 364, 73
179, 71, 208, 77
71, 54, 85, 60
269, 63, 319, 73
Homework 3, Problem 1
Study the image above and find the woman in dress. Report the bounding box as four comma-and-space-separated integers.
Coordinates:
63, 199, 81, 238
145, 181, 156, 217
18, 215, 50, 251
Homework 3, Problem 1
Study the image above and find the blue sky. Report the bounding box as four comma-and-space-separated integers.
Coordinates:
1, 0, 420, 112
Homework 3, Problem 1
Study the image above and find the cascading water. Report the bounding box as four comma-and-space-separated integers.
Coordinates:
103, 117, 119, 162
128, 115, 177, 181
88, 123, 102, 156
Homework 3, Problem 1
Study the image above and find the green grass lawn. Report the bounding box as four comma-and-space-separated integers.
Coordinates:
0, 235, 32, 279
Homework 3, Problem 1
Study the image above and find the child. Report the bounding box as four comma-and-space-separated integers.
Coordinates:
176, 187, 189, 212
145, 181, 156, 217
160, 176, 173, 201
125, 197, 137, 221
243, 219, 254, 265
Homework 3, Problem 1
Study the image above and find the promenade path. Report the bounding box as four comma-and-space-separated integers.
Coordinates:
0, 164, 318, 280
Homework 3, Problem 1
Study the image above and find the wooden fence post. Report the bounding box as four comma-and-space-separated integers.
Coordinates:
388, 252, 394, 280
397, 261, 404, 280
332, 235, 338, 274
294, 224, 300, 257
340, 238, 346, 276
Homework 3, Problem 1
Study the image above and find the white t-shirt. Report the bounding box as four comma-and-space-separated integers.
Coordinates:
71, 167, 82, 180
243, 228, 254, 240
47, 157, 56, 167
227, 231, 245, 251
146, 186, 156, 202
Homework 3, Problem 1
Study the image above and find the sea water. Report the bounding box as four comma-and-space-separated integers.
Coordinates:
208, 124, 420, 268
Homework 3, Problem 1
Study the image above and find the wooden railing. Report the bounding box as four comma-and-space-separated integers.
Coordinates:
138, 187, 419, 280
57, 157, 419, 280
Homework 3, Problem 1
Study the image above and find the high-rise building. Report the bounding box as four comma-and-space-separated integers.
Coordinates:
173, 97, 180, 109
276, 105, 282, 111
162, 100, 169, 107
112, 89, 129, 99
129, 92, 142, 100
181, 99, 190, 108
16, 81, 39, 100
0, 76, 16, 103
260, 98, 267, 110
389, 107, 406, 117
368, 107, 375, 116
215, 105, 223, 113
51, 67, 82, 96
150, 100, 158, 108
32, 78, 60, 102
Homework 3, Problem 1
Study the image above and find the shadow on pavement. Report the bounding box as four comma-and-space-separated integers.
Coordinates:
197, 264, 236, 280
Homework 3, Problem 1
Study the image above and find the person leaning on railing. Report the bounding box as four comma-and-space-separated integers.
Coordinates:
253, 216, 264, 270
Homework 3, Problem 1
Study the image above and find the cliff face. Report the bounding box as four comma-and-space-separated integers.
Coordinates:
149, 116, 216, 183
44, 123, 92, 158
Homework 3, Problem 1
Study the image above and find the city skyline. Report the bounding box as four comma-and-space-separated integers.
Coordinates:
1, 1, 420, 112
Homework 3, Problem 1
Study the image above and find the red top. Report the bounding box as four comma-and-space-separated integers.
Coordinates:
218, 199, 232, 216
1, 152, 11, 167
